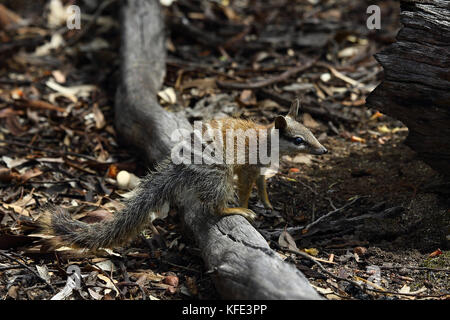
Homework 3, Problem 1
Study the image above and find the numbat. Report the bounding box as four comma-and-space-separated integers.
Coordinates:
40, 98, 327, 250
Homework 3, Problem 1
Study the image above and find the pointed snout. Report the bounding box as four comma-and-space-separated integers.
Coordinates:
312, 146, 328, 155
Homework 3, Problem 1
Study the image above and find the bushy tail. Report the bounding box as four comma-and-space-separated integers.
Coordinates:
39, 161, 179, 250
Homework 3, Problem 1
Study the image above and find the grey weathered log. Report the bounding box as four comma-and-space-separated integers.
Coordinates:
114, 0, 321, 299
366, 0, 450, 177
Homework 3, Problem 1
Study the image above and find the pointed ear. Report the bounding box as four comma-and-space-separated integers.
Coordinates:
274, 116, 287, 130
287, 97, 301, 119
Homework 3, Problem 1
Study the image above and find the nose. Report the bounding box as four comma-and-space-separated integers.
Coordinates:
312, 147, 328, 155
315, 146, 327, 155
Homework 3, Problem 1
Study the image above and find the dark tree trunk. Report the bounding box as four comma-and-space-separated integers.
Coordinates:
114, 0, 321, 300
366, 0, 450, 177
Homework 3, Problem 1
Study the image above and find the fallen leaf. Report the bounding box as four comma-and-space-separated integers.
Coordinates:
238, 89, 256, 106
0, 4, 23, 29
303, 248, 319, 256
350, 135, 366, 143
302, 113, 319, 128
283, 154, 312, 165
129, 271, 164, 283
34, 33, 65, 56
6, 115, 27, 136
93, 104, 106, 129
370, 111, 383, 120
353, 246, 367, 256
10, 88, 24, 99
278, 230, 298, 251
377, 125, 391, 134
36, 265, 51, 282
19, 167, 43, 183
52, 70, 66, 83
107, 164, 119, 179
289, 168, 300, 174
46, 79, 97, 101
164, 275, 179, 287
157, 87, 177, 104
97, 274, 119, 296
1, 202, 30, 216
311, 285, 341, 300
338, 46, 363, 59
88, 288, 104, 300
428, 248, 442, 258
94, 260, 116, 273
398, 284, 410, 294
47, 0, 69, 28
7, 285, 19, 299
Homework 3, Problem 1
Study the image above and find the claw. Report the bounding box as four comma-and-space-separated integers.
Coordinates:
221, 207, 257, 222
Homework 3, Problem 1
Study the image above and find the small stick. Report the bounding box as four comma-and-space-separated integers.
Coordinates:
0, 139, 99, 162
260, 197, 362, 239
303, 196, 361, 232
0, 250, 54, 292
276, 246, 449, 299
217, 58, 317, 90
379, 265, 450, 274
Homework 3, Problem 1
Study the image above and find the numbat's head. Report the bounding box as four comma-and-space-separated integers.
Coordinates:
274, 98, 328, 156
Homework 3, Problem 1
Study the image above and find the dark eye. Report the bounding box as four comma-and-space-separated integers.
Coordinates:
294, 137, 304, 145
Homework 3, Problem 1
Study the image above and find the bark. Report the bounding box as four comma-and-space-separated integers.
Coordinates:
366, 0, 450, 177
114, 0, 321, 300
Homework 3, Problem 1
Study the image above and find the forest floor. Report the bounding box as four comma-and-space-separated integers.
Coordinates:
0, 0, 448, 300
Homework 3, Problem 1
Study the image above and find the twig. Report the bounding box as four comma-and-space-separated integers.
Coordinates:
167, 58, 240, 80
162, 260, 201, 273
0, 139, 99, 162
0, 250, 54, 292
217, 58, 318, 90
278, 173, 318, 195
379, 265, 450, 274
0, 78, 32, 85
303, 196, 361, 232
21, 179, 80, 184
256, 89, 358, 123
315, 61, 361, 88
260, 197, 362, 239
276, 246, 449, 299
14, 99, 65, 113
0, 265, 25, 271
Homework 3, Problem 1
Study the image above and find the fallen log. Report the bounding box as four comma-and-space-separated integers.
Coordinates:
114, 0, 321, 299
366, 0, 450, 177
